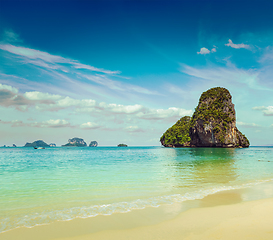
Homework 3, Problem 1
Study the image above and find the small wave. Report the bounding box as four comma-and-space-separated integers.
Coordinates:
1, 179, 272, 233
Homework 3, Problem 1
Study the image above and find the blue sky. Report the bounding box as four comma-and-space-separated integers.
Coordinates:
0, 0, 273, 146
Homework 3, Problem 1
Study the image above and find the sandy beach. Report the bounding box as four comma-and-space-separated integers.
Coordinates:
2, 182, 273, 240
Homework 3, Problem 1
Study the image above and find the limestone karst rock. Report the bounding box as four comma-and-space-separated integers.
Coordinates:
118, 144, 128, 147
160, 87, 249, 148
24, 140, 50, 147
89, 141, 98, 147
62, 137, 87, 147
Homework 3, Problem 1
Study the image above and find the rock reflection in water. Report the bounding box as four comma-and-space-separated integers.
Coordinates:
163, 148, 238, 189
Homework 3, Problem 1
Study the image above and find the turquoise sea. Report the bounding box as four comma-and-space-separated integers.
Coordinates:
1, 146, 273, 233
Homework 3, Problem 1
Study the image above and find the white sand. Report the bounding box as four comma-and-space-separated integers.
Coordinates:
2, 188, 273, 240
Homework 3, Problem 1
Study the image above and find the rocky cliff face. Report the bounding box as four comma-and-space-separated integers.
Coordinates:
189, 87, 249, 147
160, 87, 249, 148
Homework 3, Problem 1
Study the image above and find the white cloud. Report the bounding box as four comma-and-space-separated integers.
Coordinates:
225, 39, 251, 50
24, 91, 62, 101
96, 103, 192, 121
35, 97, 97, 111
32, 119, 71, 128
253, 106, 273, 116
99, 103, 143, 114
0, 83, 18, 93
197, 47, 211, 55
197, 47, 217, 55
136, 107, 192, 120
0, 83, 192, 123
80, 122, 100, 129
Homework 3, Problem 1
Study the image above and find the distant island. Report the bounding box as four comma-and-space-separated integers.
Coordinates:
3, 144, 16, 147
62, 137, 87, 147
160, 87, 249, 148
21, 138, 99, 148
24, 140, 50, 147
89, 141, 98, 147
118, 144, 128, 147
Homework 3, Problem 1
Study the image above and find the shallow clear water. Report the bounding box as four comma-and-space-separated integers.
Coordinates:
1, 146, 273, 232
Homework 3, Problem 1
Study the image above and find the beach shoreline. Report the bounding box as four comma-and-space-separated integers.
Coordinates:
1, 181, 273, 240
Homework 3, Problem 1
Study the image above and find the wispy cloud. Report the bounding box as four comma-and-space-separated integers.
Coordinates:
237, 121, 261, 128
2, 29, 22, 43
181, 64, 268, 91
73, 62, 120, 75
259, 47, 273, 63
225, 39, 251, 50
0, 44, 119, 74
0, 43, 156, 97
0, 119, 72, 128
81, 74, 158, 95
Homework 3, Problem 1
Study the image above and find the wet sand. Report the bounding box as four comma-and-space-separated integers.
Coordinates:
2, 182, 273, 240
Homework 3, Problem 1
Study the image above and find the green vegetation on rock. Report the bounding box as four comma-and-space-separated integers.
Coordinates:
190, 87, 234, 126
24, 140, 49, 147
62, 137, 87, 147
118, 144, 128, 147
160, 116, 191, 147
89, 141, 98, 147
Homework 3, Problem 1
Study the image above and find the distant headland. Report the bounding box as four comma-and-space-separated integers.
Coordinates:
160, 87, 249, 148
